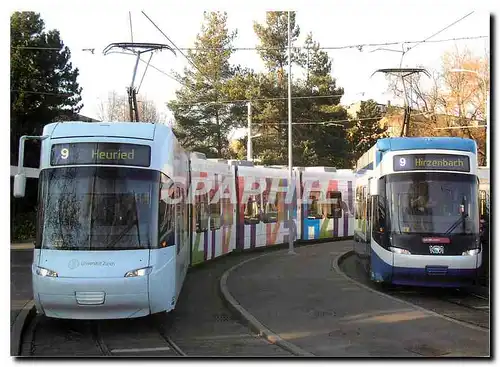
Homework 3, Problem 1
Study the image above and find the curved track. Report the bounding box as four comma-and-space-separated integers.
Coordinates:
339, 252, 490, 330
22, 314, 186, 357
20, 248, 292, 357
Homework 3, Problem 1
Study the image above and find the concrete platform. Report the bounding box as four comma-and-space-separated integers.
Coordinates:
221, 241, 490, 357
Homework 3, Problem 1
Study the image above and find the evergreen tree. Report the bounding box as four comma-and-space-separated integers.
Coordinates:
167, 11, 241, 158
11, 11, 83, 167
348, 99, 389, 164
252, 11, 302, 161
292, 33, 350, 168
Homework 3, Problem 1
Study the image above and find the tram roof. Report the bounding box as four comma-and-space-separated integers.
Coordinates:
356, 137, 477, 171
43, 121, 172, 140
375, 137, 477, 154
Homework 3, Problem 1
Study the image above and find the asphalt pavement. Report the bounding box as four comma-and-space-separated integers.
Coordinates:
12, 240, 490, 357
11, 244, 33, 328
222, 240, 490, 357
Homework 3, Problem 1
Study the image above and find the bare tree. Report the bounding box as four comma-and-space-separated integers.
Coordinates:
385, 46, 489, 164
98, 90, 163, 123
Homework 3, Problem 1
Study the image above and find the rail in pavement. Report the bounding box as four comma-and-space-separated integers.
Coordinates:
11, 242, 36, 356
220, 240, 489, 357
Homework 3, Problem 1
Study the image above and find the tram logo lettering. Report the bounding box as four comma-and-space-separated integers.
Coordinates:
163, 176, 355, 209
414, 158, 464, 167
80, 261, 115, 266
92, 149, 134, 160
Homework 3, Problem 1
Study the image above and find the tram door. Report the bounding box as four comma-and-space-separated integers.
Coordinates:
365, 178, 372, 255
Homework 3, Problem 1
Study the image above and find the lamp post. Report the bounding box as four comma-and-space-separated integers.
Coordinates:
247, 101, 252, 161
287, 11, 295, 255
449, 68, 489, 168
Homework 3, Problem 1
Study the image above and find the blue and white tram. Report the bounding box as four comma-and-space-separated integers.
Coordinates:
353, 137, 482, 287
13, 122, 190, 319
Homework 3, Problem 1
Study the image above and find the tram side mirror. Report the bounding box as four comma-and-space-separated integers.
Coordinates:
460, 196, 468, 217
13, 174, 26, 198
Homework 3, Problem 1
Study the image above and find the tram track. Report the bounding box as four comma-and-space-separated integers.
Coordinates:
89, 321, 112, 356
19, 249, 291, 357
22, 313, 187, 357
339, 252, 490, 331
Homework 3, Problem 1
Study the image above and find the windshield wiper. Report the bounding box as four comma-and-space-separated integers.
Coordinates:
445, 196, 468, 235
444, 214, 468, 235
106, 220, 139, 248
106, 193, 141, 249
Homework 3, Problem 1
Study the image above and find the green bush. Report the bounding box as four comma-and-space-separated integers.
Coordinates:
12, 211, 36, 242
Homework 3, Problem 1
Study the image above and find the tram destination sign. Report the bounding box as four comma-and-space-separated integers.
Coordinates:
51, 142, 151, 167
393, 154, 470, 172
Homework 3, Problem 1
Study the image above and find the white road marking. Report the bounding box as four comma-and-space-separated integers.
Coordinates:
111, 346, 171, 353
473, 305, 490, 309
11, 244, 34, 250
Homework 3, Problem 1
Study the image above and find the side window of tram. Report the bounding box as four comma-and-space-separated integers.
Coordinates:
326, 191, 342, 219
194, 192, 209, 233
262, 191, 278, 223
371, 196, 385, 244
221, 198, 233, 226
479, 190, 487, 218
355, 186, 364, 220
244, 195, 261, 225
209, 174, 222, 230
354, 187, 359, 219
308, 191, 323, 219
158, 174, 174, 248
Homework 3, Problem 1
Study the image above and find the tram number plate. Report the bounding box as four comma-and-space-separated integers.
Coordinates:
429, 245, 444, 254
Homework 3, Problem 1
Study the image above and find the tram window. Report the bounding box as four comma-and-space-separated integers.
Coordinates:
326, 191, 342, 219
209, 175, 222, 230
366, 194, 371, 223
359, 187, 366, 221
277, 191, 287, 221
210, 201, 221, 230
356, 187, 359, 219
176, 186, 186, 254
371, 195, 386, 240
158, 174, 174, 248
479, 190, 487, 218
308, 191, 323, 219
244, 196, 261, 225
194, 193, 209, 232
262, 191, 279, 223
356, 186, 364, 220
221, 198, 233, 226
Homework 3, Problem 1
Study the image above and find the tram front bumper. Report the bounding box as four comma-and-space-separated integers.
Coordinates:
33, 275, 150, 319
391, 253, 481, 287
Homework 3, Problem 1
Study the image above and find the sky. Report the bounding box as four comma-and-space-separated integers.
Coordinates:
8, 0, 491, 128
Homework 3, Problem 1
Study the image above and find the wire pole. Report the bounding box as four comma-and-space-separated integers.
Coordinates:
129, 12, 134, 42
287, 11, 295, 255
247, 101, 252, 161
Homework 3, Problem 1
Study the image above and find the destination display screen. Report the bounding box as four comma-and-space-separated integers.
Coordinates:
393, 154, 470, 172
50, 142, 151, 167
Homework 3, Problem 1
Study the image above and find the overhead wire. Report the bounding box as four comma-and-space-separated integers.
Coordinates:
250, 112, 429, 126
405, 11, 476, 54
171, 93, 346, 106
10, 35, 487, 52
10, 90, 73, 96
137, 53, 153, 93
141, 10, 214, 87
11, 13, 486, 121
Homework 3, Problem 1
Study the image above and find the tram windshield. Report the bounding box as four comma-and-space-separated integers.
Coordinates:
38, 167, 158, 250
386, 172, 479, 235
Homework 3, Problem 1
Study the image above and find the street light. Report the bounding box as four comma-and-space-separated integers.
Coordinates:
449, 68, 489, 168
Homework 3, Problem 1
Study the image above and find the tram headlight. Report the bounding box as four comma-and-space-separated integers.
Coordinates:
36, 266, 58, 277
462, 249, 480, 256
124, 266, 152, 277
388, 247, 411, 255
